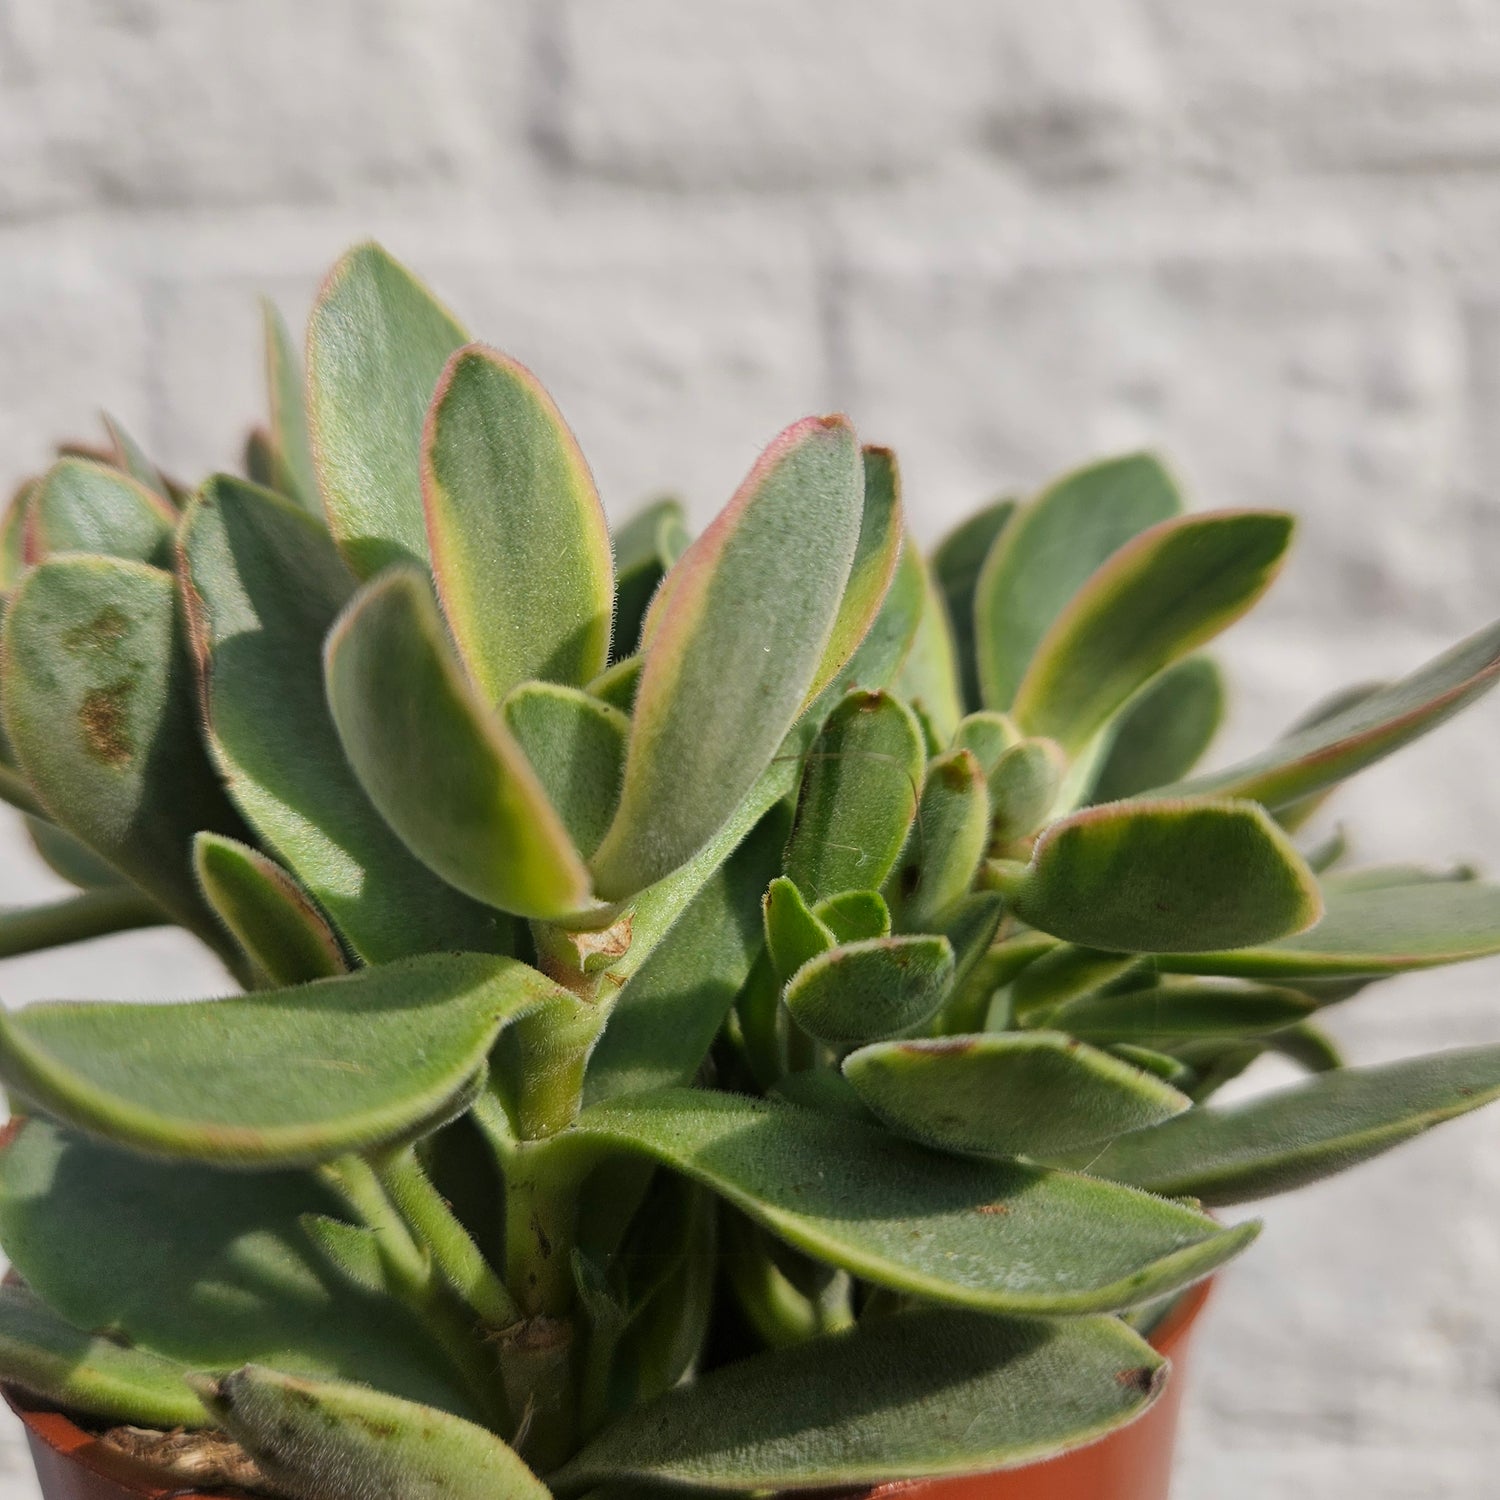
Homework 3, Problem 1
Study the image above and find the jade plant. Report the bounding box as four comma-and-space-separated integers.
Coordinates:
0, 244, 1496, 1499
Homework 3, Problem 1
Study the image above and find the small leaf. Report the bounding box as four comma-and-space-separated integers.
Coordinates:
194, 832, 346, 986
763, 876, 835, 981
932, 499, 1016, 713
301, 1215, 388, 1295
425, 345, 614, 701
611, 497, 688, 662
101, 416, 171, 502
556, 1308, 1162, 1494
1085, 1044, 1500, 1205
198, 1365, 550, 1500
1160, 617, 1500, 808
888, 544, 961, 741
843, 1032, 1190, 1157
0, 479, 32, 588
262, 299, 321, 512
951, 710, 1020, 773
570, 1089, 1257, 1315
591, 416, 864, 900
783, 689, 925, 902
989, 737, 1066, 844
783, 936, 955, 1046
307, 242, 467, 576
1012, 511, 1293, 753
1090, 656, 1225, 803
0, 951, 571, 1165
991, 798, 1323, 953
884, 749, 990, 931
1047, 978, 1315, 1045
813, 888, 890, 942
587, 654, 643, 713
0, 1283, 206, 1430
23, 458, 175, 567
1008, 945, 1145, 1019
975, 455, 1182, 712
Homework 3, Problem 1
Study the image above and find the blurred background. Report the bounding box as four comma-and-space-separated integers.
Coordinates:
1, 2, 1499, 1495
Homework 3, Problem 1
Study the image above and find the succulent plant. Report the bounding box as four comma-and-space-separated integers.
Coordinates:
0, 242, 1497, 1498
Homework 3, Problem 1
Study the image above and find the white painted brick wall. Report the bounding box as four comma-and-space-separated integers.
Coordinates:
1, 3, 1498, 1494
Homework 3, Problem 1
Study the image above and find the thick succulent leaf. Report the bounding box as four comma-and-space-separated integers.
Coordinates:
193, 832, 346, 986
845, 1033, 1189, 1158
784, 935, 955, 1046
0, 482, 31, 590
991, 798, 1323, 953
1048, 978, 1315, 1044
951, 710, 1020, 773
569, 1089, 1256, 1314
1085, 1044, 1500, 1204
1159, 877, 1500, 978
0, 1284, 207, 1430
611, 497, 688, 662
556, 1307, 1161, 1494
1, 555, 246, 950
587, 654, 642, 712
1090, 656, 1226, 804
885, 749, 991, 931
817, 538, 925, 715
0, 952, 569, 1165
262, 299, 321, 512
763, 875, 835, 980
198, 1365, 548, 1500
0, 1117, 476, 1411
327, 570, 595, 920
307, 242, 467, 576
932, 499, 1017, 713
23, 458, 175, 568
989, 738, 1066, 844
891, 545, 963, 743
803, 446, 904, 706
975, 455, 1182, 712
814, 888, 890, 941
100, 417, 170, 502
301, 1215, 388, 1295
1013, 511, 1293, 753
25, 815, 127, 889
180, 476, 513, 960
591, 417, 864, 899
783, 689, 925, 902
1161, 617, 1500, 808
424, 345, 613, 701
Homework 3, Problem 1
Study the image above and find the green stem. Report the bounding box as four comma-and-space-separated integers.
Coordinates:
0, 887, 166, 959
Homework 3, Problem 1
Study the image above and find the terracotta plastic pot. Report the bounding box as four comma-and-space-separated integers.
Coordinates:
5, 1278, 1212, 1500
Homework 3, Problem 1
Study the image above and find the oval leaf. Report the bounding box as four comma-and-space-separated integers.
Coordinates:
1090, 655, 1225, 804
763, 875, 836, 981
989, 737, 1066, 844
784, 935, 954, 1046
884, 749, 991, 931
23, 458, 175, 567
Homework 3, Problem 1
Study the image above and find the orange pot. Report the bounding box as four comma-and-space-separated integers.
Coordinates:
5, 1279, 1212, 1500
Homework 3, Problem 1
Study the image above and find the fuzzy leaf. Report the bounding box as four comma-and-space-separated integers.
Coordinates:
556, 1308, 1161, 1494
327, 570, 595, 919
989, 738, 1066, 844
885, 749, 991, 931
844, 1033, 1189, 1159
1, 555, 246, 952
301, 1215, 388, 1296
0, 480, 32, 589
1090, 656, 1225, 803
1048, 978, 1315, 1044
101, 417, 170, 502
25, 816, 126, 889
784, 689, 925, 902
611, 498, 688, 662
813, 888, 891, 942
763, 875, 836, 980
932, 500, 1016, 713
784, 936, 955, 1046
888, 544, 962, 741
1085, 1045, 1500, 1204
951, 711, 1021, 773
23, 458, 175, 568
180, 476, 513, 960
829, 539, 926, 707
424, 345, 613, 701
1013, 511, 1291, 752
591, 416, 864, 899
975, 455, 1182, 712
1161, 618, 1500, 808
261, 300, 320, 512
0, 952, 570, 1165
569, 1089, 1257, 1314
307, 243, 467, 576
1008, 946, 1149, 1019
992, 798, 1323, 953
194, 832, 346, 986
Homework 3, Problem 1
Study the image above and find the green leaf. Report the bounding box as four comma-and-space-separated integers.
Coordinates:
587, 654, 642, 713
0, 481, 31, 591
783, 689, 925, 902
591, 416, 864, 900
25, 815, 126, 889
194, 832, 346, 986
884, 749, 991, 931
424, 345, 614, 702
1012, 511, 1293, 753
1009, 945, 1145, 1019
180, 476, 513, 961
1158, 877, 1500, 978
1090, 656, 1226, 803
0, 1117, 476, 1412
975, 455, 1182, 712
556, 1307, 1162, 1494
0, 951, 570, 1165
844, 1033, 1190, 1158
0, 888, 165, 961
23, 458, 176, 568
813, 888, 890, 941
198, 1365, 549, 1500
763, 875, 835, 980
0, 1284, 207, 1430
803, 446, 904, 707
327, 570, 595, 920
932, 499, 1016, 713
307, 242, 467, 576
1160, 617, 1500, 808
989, 737, 1066, 844
262, 299, 321, 512
784, 936, 954, 1046
1, 555, 247, 952
569, 1089, 1256, 1314
1085, 1044, 1500, 1205
951, 710, 1021, 773
101, 416, 171, 502
611, 497, 688, 663
1046, 978, 1315, 1045
990, 798, 1323, 953
891, 544, 964, 743
301, 1215, 388, 1296
817, 538, 925, 711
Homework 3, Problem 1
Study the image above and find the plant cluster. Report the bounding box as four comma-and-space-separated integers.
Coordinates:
0, 244, 1496, 1499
